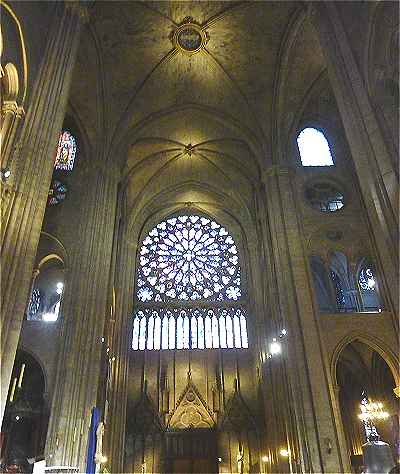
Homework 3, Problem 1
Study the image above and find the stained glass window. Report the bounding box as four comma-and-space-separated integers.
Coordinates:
297, 128, 334, 166
54, 130, 77, 171
358, 262, 381, 311
47, 179, 67, 206
359, 267, 376, 291
133, 215, 248, 350
330, 271, 346, 312
27, 288, 42, 320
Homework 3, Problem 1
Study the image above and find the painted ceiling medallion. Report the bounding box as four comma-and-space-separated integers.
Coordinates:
172, 17, 208, 54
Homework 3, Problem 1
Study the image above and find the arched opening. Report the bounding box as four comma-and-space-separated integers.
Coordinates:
0, 351, 48, 472
297, 127, 334, 166
335, 340, 398, 473
132, 213, 248, 351
26, 257, 65, 322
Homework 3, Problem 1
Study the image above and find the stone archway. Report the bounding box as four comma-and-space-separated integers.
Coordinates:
333, 339, 398, 472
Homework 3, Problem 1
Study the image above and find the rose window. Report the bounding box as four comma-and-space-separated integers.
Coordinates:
133, 215, 248, 350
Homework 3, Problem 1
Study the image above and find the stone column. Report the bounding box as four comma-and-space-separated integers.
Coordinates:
0, 2, 87, 425
261, 165, 351, 473
106, 214, 136, 473
310, 3, 399, 316
45, 162, 119, 470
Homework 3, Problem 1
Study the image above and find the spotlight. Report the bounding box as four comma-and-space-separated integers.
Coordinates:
269, 338, 282, 355
42, 312, 57, 322
261, 455, 269, 463
279, 448, 289, 458
15, 415, 20, 421
1, 168, 11, 181
217, 457, 222, 463
280, 328, 287, 337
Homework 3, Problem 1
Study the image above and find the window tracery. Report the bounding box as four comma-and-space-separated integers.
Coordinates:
133, 215, 248, 350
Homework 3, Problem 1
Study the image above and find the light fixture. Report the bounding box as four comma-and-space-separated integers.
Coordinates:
15, 415, 20, 421
42, 312, 57, 322
279, 448, 289, 458
101, 337, 105, 343
1, 168, 11, 181
56, 282, 64, 295
261, 455, 269, 463
358, 400, 389, 421
280, 328, 287, 337
217, 457, 222, 463
100, 455, 107, 464
269, 338, 282, 356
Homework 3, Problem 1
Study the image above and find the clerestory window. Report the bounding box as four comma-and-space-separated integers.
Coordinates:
132, 215, 248, 350
297, 127, 334, 166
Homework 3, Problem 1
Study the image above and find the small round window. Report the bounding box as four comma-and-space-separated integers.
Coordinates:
305, 182, 345, 212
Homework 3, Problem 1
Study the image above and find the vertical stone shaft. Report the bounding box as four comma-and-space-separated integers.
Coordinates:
311, 3, 399, 315
45, 165, 118, 470
107, 217, 136, 473
0, 3, 86, 424
262, 166, 350, 473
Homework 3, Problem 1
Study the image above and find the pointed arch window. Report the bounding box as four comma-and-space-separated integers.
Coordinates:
358, 261, 381, 311
297, 127, 334, 166
54, 130, 77, 171
132, 214, 248, 350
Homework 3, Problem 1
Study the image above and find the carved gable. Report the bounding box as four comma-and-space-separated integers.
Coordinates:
221, 389, 256, 432
131, 391, 163, 435
168, 378, 215, 429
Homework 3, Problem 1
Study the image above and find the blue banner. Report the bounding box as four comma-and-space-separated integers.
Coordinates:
86, 407, 100, 474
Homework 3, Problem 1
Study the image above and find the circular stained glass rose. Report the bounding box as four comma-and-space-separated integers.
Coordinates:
48, 179, 67, 206
177, 27, 202, 52
137, 215, 241, 303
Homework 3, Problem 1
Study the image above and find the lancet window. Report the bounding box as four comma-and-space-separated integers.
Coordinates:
132, 215, 248, 350
54, 130, 77, 171
297, 127, 334, 166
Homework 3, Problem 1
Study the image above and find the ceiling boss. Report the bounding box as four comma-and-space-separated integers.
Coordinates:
171, 17, 209, 54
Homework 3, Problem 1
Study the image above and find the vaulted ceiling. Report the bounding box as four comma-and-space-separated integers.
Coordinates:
69, 1, 327, 223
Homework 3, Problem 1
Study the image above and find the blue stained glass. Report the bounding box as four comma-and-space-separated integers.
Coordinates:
331, 271, 346, 312
133, 215, 249, 351
233, 314, 241, 348
219, 316, 227, 348
48, 179, 67, 206
197, 316, 205, 349
177, 315, 184, 349
162, 317, 169, 349
183, 316, 190, 349
154, 316, 161, 349
226, 316, 234, 348
169, 315, 176, 349
132, 317, 140, 350
147, 316, 154, 350
139, 317, 146, 350
240, 314, 248, 348
212, 315, 219, 348
359, 267, 376, 291
205, 316, 212, 348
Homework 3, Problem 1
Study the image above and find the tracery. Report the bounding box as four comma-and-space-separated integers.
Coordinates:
133, 215, 248, 350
